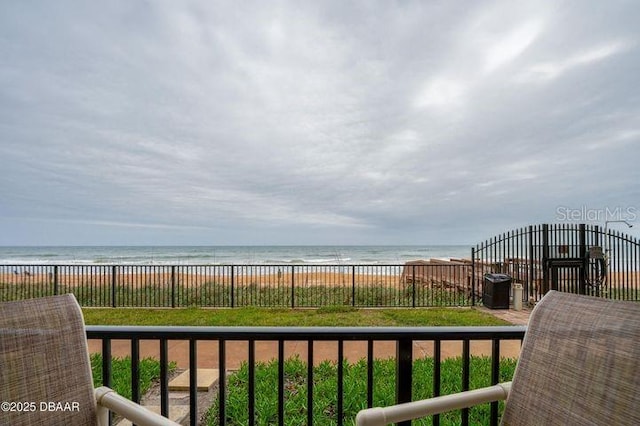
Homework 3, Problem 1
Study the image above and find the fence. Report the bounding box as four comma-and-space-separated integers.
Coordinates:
87, 325, 526, 426
473, 223, 640, 303
1, 264, 473, 308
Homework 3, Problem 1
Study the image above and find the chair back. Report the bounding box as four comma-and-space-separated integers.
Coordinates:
0, 294, 98, 425
501, 291, 640, 425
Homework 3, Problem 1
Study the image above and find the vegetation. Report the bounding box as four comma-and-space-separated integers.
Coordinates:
82, 306, 510, 326
90, 354, 176, 400
203, 356, 518, 425
0, 280, 475, 308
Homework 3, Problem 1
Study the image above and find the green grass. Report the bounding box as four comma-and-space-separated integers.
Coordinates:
0, 281, 475, 308
203, 356, 518, 425
90, 354, 177, 400
82, 306, 510, 326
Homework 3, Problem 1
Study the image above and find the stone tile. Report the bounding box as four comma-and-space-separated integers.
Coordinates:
168, 368, 219, 392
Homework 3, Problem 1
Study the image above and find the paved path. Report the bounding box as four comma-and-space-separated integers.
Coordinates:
87, 307, 531, 368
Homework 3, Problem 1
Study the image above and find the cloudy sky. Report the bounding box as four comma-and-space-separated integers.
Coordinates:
1, 0, 639, 246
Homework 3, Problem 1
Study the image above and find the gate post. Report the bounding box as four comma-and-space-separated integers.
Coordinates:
471, 248, 476, 306
542, 224, 550, 294
528, 225, 535, 301
579, 224, 587, 295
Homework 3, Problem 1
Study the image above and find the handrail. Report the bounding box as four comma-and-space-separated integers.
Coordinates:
86, 325, 527, 340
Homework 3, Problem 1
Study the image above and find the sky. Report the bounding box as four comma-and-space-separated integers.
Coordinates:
0, 0, 639, 246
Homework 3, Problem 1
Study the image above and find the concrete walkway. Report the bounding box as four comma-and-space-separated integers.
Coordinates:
477, 305, 532, 326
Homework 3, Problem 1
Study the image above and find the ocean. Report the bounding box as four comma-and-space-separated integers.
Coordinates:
0, 245, 471, 265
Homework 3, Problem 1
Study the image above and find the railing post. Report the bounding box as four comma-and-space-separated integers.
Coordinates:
291, 265, 295, 309
352, 265, 356, 307
171, 266, 176, 308
231, 265, 236, 308
230, 266, 235, 308
101, 339, 112, 425
53, 265, 59, 296
131, 339, 140, 403
190, 340, 199, 426
396, 338, 412, 426
111, 265, 117, 308
411, 265, 416, 308
490, 339, 501, 425
159, 339, 169, 418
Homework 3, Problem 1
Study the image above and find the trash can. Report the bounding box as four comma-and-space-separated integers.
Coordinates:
483, 273, 511, 309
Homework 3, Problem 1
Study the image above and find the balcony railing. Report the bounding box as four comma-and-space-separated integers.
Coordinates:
86, 326, 526, 426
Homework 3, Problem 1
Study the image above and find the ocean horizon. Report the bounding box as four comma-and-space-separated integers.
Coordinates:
0, 245, 472, 265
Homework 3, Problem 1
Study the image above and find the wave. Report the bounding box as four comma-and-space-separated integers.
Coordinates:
0, 246, 471, 266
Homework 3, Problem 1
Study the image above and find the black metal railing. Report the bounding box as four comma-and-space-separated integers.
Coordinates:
1, 264, 474, 308
86, 326, 526, 426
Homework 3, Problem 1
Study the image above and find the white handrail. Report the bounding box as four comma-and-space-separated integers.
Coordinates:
95, 387, 180, 426
356, 382, 512, 426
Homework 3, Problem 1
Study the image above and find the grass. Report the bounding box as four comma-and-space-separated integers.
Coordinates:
82, 306, 510, 326
0, 281, 475, 308
90, 354, 177, 400
203, 356, 518, 425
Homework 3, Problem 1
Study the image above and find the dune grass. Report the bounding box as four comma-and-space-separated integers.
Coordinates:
1, 280, 475, 308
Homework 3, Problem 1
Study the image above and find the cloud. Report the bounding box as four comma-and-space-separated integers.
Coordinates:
483, 20, 543, 72
516, 40, 632, 83
0, 0, 639, 245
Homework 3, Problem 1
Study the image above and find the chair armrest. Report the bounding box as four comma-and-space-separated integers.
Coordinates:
356, 382, 511, 426
95, 387, 180, 426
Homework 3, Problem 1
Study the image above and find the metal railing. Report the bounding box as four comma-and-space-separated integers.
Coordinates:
86, 326, 526, 426
1, 264, 474, 308
473, 224, 640, 303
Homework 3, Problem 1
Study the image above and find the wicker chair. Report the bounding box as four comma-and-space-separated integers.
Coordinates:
356, 291, 640, 425
0, 294, 178, 426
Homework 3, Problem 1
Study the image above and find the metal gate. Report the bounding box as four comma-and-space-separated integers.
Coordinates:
472, 224, 640, 304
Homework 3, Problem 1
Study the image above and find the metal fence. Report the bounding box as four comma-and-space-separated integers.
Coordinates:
473, 223, 640, 303
0, 264, 474, 308
87, 325, 526, 426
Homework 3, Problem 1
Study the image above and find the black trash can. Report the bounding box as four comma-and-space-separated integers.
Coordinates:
483, 273, 511, 309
